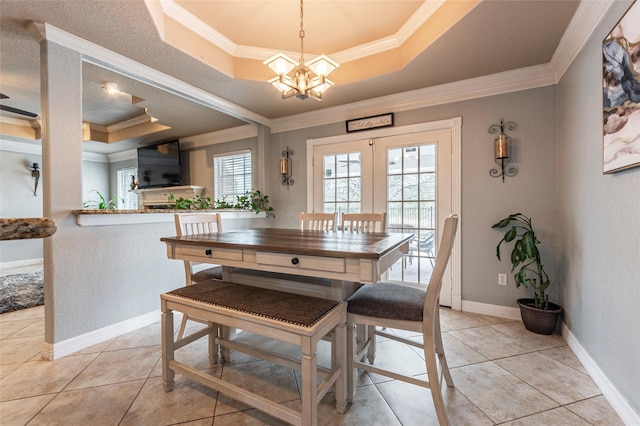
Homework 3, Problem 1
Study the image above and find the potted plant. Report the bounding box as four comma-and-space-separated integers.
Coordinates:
492, 213, 562, 334
83, 190, 121, 210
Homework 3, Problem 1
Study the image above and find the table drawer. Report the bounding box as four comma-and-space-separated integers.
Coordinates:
176, 245, 242, 261
256, 251, 345, 273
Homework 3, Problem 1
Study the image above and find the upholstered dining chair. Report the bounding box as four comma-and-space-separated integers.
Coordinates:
299, 212, 338, 231
174, 213, 224, 338
342, 212, 387, 232
346, 214, 458, 425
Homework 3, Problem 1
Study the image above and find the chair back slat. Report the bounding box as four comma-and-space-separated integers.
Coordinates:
299, 212, 337, 231
342, 213, 387, 233
175, 213, 222, 236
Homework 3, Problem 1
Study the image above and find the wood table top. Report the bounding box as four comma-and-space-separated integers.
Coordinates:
161, 228, 413, 260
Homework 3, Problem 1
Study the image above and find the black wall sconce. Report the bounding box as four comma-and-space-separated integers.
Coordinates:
489, 119, 518, 182
31, 162, 40, 196
280, 146, 294, 189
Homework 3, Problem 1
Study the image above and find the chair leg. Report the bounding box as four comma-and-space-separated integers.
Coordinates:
346, 322, 356, 403
434, 311, 454, 387
366, 324, 376, 363
177, 314, 189, 340
424, 332, 450, 426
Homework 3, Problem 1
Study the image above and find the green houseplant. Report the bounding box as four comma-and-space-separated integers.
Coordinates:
83, 190, 120, 210
492, 212, 562, 334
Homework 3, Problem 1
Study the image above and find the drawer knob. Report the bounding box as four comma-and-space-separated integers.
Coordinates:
205, 249, 212, 255
291, 257, 299, 265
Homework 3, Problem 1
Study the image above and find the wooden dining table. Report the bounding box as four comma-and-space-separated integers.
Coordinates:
161, 227, 413, 301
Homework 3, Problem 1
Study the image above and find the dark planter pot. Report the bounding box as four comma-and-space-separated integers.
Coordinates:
517, 298, 563, 335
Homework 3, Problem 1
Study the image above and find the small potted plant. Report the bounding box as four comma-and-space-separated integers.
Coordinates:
492, 213, 562, 334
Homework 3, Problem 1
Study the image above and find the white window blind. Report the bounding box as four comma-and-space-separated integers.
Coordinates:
117, 167, 139, 209
213, 150, 252, 203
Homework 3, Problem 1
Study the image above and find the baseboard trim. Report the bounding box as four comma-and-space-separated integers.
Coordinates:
562, 323, 640, 426
41, 310, 160, 360
0, 258, 44, 274
461, 300, 521, 320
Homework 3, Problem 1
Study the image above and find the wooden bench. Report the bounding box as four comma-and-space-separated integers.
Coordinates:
161, 280, 347, 426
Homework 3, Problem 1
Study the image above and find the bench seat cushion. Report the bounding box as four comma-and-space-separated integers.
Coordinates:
167, 280, 340, 328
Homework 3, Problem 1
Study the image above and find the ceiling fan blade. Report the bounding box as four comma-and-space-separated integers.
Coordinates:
0, 104, 38, 118
0, 93, 9, 99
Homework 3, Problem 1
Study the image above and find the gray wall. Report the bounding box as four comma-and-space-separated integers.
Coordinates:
0, 148, 43, 263
557, 0, 640, 413
270, 87, 559, 307
0, 148, 111, 264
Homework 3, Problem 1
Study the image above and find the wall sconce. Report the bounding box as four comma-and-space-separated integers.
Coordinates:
31, 163, 40, 196
489, 119, 518, 182
280, 146, 294, 189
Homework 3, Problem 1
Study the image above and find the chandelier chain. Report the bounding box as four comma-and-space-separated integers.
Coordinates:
299, 0, 305, 64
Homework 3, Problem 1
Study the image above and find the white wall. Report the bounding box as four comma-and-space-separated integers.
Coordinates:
557, 0, 640, 416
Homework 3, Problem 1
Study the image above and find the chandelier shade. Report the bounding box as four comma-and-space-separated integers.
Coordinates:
264, 0, 338, 101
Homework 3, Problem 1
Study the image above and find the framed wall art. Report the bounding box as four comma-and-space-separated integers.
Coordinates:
346, 113, 394, 133
602, 0, 640, 173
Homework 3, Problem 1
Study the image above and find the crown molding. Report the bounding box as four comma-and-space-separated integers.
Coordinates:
108, 149, 137, 163
0, 139, 41, 155
271, 63, 556, 134
82, 151, 109, 163
180, 124, 258, 150
157, 0, 445, 63
30, 21, 269, 128
550, 0, 615, 80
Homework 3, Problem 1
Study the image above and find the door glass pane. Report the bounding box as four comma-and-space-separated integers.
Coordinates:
322, 152, 362, 214
387, 142, 436, 285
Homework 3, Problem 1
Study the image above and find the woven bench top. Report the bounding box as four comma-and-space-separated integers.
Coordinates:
165, 280, 341, 328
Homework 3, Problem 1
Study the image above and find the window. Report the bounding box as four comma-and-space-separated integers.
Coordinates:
213, 150, 252, 203
116, 167, 138, 209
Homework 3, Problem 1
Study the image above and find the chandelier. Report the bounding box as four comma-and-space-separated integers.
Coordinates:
263, 0, 338, 100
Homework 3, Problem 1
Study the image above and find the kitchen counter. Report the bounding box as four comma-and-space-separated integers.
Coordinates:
0, 217, 57, 240
72, 209, 266, 227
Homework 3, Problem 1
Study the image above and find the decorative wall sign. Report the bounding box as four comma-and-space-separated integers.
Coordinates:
346, 113, 394, 133
602, 0, 640, 173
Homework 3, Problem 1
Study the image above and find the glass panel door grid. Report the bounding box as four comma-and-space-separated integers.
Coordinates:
322, 152, 362, 216
386, 144, 436, 285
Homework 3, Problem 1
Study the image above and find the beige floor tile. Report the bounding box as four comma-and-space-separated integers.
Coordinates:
491, 321, 566, 350
0, 393, 56, 425
360, 339, 428, 384
65, 345, 161, 390
106, 322, 164, 351
0, 335, 43, 365
120, 375, 218, 425
448, 326, 537, 360
28, 380, 144, 425
566, 395, 625, 425
451, 361, 558, 423
0, 318, 40, 340
376, 378, 493, 425
0, 306, 44, 323
73, 337, 116, 355
540, 345, 588, 374
6, 319, 44, 339
495, 352, 601, 405
463, 312, 515, 326
501, 406, 591, 425
0, 362, 21, 380
0, 353, 98, 401
441, 333, 488, 368
439, 308, 484, 332
214, 360, 300, 416
323, 384, 402, 426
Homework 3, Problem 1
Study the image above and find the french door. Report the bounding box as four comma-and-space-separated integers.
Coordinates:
309, 124, 456, 306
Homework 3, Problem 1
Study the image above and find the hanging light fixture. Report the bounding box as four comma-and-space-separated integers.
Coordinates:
264, 0, 338, 100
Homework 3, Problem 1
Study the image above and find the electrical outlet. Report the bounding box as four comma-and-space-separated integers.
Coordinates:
498, 273, 507, 286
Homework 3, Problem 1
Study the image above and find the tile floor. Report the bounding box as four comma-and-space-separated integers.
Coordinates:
0, 305, 623, 425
